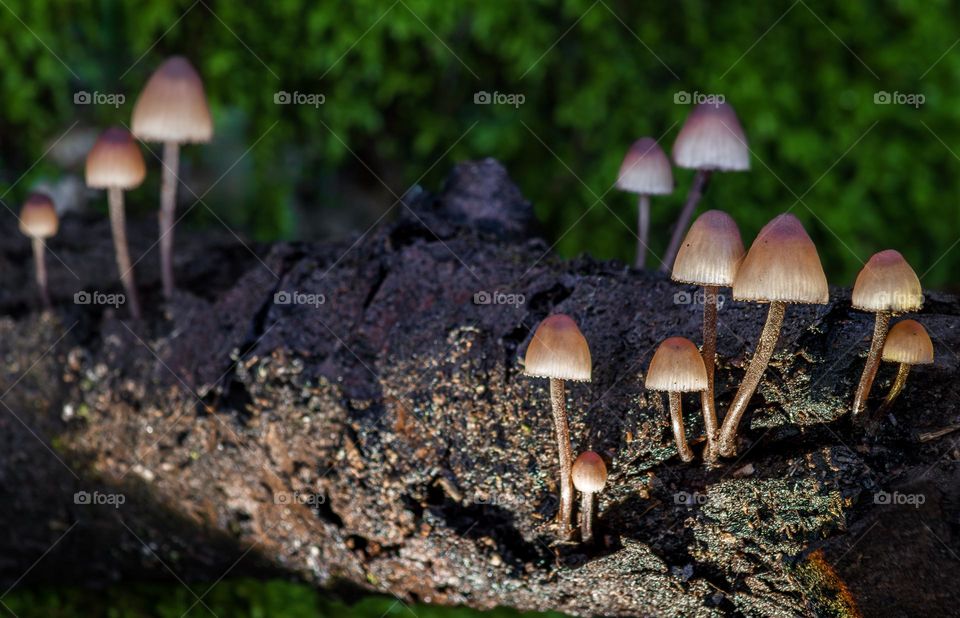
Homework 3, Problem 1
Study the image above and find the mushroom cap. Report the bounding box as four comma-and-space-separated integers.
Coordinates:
882, 319, 934, 365
572, 451, 607, 493
19, 193, 58, 239
672, 101, 750, 171
85, 127, 147, 190
671, 210, 745, 286
732, 213, 829, 304
131, 56, 213, 143
524, 314, 592, 382
852, 250, 923, 313
645, 337, 708, 392
615, 137, 674, 195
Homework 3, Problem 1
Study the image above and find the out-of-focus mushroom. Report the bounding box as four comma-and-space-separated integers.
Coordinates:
19, 193, 59, 310
616, 137, 674, 268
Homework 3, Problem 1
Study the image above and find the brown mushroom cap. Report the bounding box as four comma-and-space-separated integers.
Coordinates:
671, 209, 745, 286
672, 101, 750, 172
732, 213, 829, 304
19, 193, 58, 239
524, 314, 592, 382
882, 319, 934, 365
131, 56, 213, 143
852, 250, 923, 313
572, 451, 607, 493
645, 337, 708, 392
616, 137, 674, 195
85, 127, 147, 190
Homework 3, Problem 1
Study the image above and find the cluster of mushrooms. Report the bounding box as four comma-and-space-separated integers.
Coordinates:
524, 101, 933, 542
19, 56, 212, 317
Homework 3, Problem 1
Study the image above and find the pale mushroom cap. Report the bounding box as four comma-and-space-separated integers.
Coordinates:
671, 210, 745, 286
852, 250, 923, 313
732, 213, 829, 304
882, 319, 934, 365
645, 337, 708, 392
616, 137, 674, 195
524, 314, 592, 382
19, 193, 58, 239
131, 56, 213, 143
85, 127, 147, 190
572, 451, 607, 493
672, 102, 750, 171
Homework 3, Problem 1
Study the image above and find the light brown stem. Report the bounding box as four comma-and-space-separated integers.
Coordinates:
877, 363, 911, 420
852, 312, 891, 424
718, 301, 786, 457
668, 391, 694, 462
701, 285, 719, 462
160, 140, 180, 300
108, 187, 142, 319
32, 236, 50, 310
660, 169, 711, 272
549, 378, 574, 538
580, 491, 595, 543
635, 194, 649, 269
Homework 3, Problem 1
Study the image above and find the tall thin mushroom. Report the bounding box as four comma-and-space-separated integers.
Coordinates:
615, 137, 673, 268
19, 193, 59, 310
645, 337, 708, 463
717, 214, 828, 457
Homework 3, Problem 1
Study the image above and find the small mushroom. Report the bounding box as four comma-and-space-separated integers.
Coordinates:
85, 127, 146, 319
874, 319, 933, 422
850, 250, 923, 423
524, 314, 592, 539
615, 137, 674, 268
572, 451, 607, 543
19, 193, 59, 310
132, 56, 213, 299
718, 214, 828, 457
645, 337, 709, 463
662, 101, 750, 272
671, 210, 744, 461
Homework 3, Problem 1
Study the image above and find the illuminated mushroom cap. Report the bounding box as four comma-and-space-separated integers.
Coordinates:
672, 101, 750, 171
645, 337, 708, 392
882, 319, 933, 365
852, 250, 923, 313
524, 314, 592, 382
671, 210, 745, 286
85, 127, 147, 190
615, 137, 674, 195
572, 451, 607, 493
131, 56, 213, 143
19, 193, 58, 239
732, 213, 829, 304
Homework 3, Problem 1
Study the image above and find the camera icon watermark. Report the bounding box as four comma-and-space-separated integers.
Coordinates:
874, 91, 924, 108
674, 91, 725, 107
74, 490, 126, 508
74, 91, 126, 108
673, 289, 725, 308
874, 490, 925, 508
474, 90, 525, 109
674, 491, 709, 506
274, 90, 325, 108
473, 290, 525, 307
274, 491, 326, 507
74, 290, 125, 308
274, 290, 326, 308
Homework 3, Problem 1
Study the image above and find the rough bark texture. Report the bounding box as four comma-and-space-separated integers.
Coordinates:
0, 159, 959, 617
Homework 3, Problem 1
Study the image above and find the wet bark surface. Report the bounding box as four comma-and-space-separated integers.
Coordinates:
0, 159, 958, 617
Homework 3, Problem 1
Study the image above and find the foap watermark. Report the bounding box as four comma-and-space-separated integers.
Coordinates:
274, 490, 326, 507
473, 492, 524, 507
673, 289, 726, 308
874, 490, 925, 508
874, 91, 924, 108
74, 490, 126, 509
74, 90, 126, 108
473, 290, 525, 307
674, 491, 709, 506
674, 90, 725, 107
74, 290, 125, 308
274, 290, 326, 307
474, 90, 525, 108
274, 90, 325, 108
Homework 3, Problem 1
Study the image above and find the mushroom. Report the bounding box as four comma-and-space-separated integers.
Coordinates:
524, 314, 592, 538
19, 192, 59, 310
571, 451, 607, 543
717, 214, 828, 457
615, 137, 674, 268
131, 55, 213, 299
850, 250, 923, 423
671, 210, 745, 461
874, 319, 933, 421
645, 337, 708, 463
662, 101, 750, 272
85, 127, 146, 319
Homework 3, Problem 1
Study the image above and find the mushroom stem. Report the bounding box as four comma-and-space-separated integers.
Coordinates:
549, 377, 574, 538
668, 391, 694, 462
877, 362, 911, 419
580, 491, 595, 543
31, 236, 51, 310
107, 187, 142, 319
661, 169, 711, 272
718, 300, 787, 456
159, 140, 180, 300
852, 311, 891, 424
701, 285, 720, 461
635, 194, 650, 269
